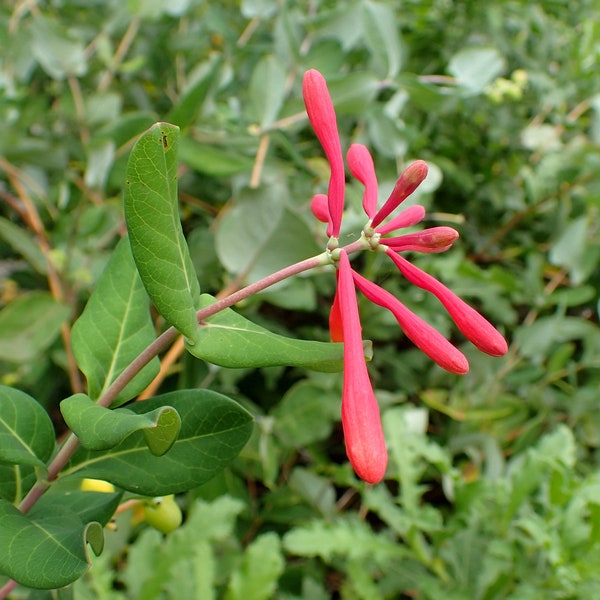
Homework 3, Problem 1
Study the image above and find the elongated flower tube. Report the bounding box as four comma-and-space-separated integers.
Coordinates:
370, 160, 429, 229
302, 70, 345, 238
384, 226, 459, 253
386, 250, 508, 356
337, 251, 388, 484
352, 271, 469, 374
347, 144, 378, 219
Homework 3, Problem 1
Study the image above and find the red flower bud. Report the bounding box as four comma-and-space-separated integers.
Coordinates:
352, 271, 469, 374
387, 250, 508, 356
338, 251, 387, 483
385, 226, 459, 253
347, 144, 378, 219
371, 161, 429, 229
303, 70, 345, 237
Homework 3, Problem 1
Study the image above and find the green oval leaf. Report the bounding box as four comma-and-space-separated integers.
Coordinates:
0, 292, 71, 363
448, 46, 506, 94
0, 386, 55, 469
64, 390, 253, 496
0, 463, 36, 504
0, 499, 103, 590
186, 294, 344, 372
178, 137, 254, 177
61, 393, 181, 456
37, 487, 123, 528
215, 184, 321, 282
71, 236, 160, 406
124, 122, 200, 341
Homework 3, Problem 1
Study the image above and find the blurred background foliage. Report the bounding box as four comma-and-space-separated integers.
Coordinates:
1, 0, 600, 598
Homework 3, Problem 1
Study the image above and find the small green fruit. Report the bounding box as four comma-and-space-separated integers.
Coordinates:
142, 495, 182, 534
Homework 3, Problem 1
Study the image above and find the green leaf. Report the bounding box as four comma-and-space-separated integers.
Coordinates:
61, 393, 181, 456
327, 71, 380, 114
71, 236, 160, 406
0, 499, 103, 589
272, 382, 340, 447
121, 496, 244, 598
167, 57, 221, 129
283, 517, 407, 565
448, 46, 506, 94
549, 216, 592, 285
0, 463, 36, 504
178, 137, 254, 177
30, 16, 87, 79
64, 390, 253, 496
0, 216, 47, 274
225, 532, 285, 600
0, 292, 71, 363
0, 385, 55, 470
248, 54, 287, 128
215, 183, 321, 281
363, 0, 403, 78
186, 294, 344, 372
37, 488, 123, 528
124, 122, 201, 341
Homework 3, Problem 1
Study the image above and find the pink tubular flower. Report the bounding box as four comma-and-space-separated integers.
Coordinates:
347, 144, 378, 219
352, 270, 469, 375
370, 160, 429, 229
337, 251, 388, 484
302, 70, 345, 238
302, 69, 508, 483
386, 251, 508, 356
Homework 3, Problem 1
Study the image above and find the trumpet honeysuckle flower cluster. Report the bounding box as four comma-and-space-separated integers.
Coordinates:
303, 69, 508, 484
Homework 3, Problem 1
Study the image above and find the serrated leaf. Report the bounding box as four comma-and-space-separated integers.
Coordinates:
282, 518, 407, 565
71, 236, 160, 407
64, 390, 253, 496
0, 292, 71, 363
121, 496, 244, 598
186, 294, 344, 372
124, 122, 201, 341
0, 385, 55, 470
0, 499, 103, 589
225, 532, 284, 600
61, 393, 181, 456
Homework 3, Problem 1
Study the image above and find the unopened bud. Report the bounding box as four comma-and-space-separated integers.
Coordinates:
370, 160, 428, 229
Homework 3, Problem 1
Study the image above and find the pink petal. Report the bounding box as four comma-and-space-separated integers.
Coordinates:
375, 204, 427, 235
302, 70, 345, 237
386, 250, 508, 357
311, 193, 330, 223
371, 160, 429, 229
338, 251, 387, 484
352, 271, 469, 374
384, 226, 459, 252
347, 144, 378, 219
